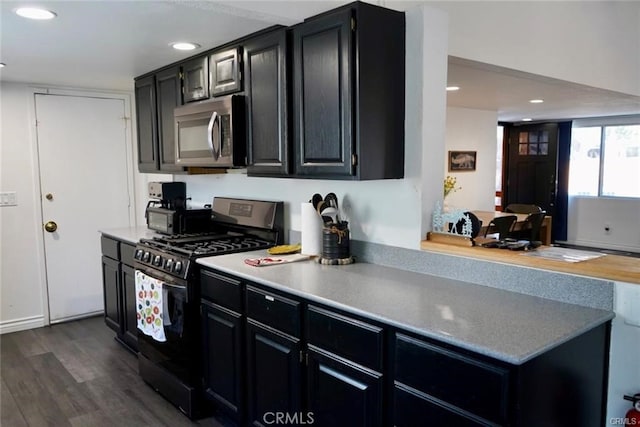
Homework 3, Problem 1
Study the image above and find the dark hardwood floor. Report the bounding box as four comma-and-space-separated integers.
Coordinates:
0, 316, 224, 427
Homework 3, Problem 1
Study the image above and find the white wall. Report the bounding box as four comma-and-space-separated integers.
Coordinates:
444, 106, 497, 212
432, 1, 640, 96
567, 197, 640, 252
0, 83, 46, 331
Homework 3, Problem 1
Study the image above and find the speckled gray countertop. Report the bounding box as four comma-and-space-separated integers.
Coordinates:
197, 251, 614, 365
100, 226, 159, 244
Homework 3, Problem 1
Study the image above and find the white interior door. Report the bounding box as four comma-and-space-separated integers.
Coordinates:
36, 93, 132, 323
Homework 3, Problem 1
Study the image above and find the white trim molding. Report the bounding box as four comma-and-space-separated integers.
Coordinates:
0, 315, 46, 335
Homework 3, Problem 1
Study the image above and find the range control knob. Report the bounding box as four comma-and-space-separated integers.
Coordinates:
164, 259, 173, 271
174, 261, 183, 274
142, 251, 151, 262
153, 255, 162, 266
134, 249, 144, 260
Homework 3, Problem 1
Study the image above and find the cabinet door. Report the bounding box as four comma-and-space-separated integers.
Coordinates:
101, 256, 121, 333
245, 29, 290, 176
120, 264, 138, 352
155, 66, 184, 173
293, 10, 354, 177
394, 383, 485, 427
307, 346, 383, 427
395, 333, 510, 425
210, 47, 242, 96
134, 75, 159, 172
246, 320, 301, 426
183, 56, 209, 103
202, 301, 244, 423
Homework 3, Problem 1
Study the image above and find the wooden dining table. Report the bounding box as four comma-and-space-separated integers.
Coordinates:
472, 211, 553, 245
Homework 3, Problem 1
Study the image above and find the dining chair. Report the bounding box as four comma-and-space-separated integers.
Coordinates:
512, 211, 547, 242
483, 215, 518, 240
504, 204, 542, 214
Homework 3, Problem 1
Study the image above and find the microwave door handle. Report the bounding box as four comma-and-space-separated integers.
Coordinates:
207, 111, 219, 160
212, 114, 221, 161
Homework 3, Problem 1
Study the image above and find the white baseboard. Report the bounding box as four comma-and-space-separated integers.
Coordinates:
0, 315, 46, 335
49, 310, 103, 324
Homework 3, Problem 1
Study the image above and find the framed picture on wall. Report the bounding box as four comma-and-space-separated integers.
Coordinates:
448, 151, 477, 171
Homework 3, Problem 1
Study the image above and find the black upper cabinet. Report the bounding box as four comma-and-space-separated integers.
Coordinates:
210, 47, 242, 97
244, 28, 290, 176
183, 56, 209, 103
292, 3, 405, 180
135, 75, 159, 172
155, 66, 184, 172
133, 2, 404, 179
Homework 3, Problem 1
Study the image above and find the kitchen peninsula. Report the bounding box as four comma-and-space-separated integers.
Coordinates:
196, 250, 612, 426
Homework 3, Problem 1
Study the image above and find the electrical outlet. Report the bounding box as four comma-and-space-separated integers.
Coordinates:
604, 223, 611, 235
0, 191, 17, 206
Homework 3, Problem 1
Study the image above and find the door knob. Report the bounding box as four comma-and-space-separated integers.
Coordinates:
45, 193, 54, 201
44, 221, 58, 233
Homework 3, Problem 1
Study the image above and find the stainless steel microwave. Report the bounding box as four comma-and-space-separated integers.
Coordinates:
174, 95, 246, 167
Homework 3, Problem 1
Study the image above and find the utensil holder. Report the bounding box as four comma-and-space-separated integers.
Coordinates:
322, 222, 350, 259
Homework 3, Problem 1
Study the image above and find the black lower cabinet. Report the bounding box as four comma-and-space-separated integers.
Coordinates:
246, 319, 302, 427
307, 346, 383, 427
394, 383, 485, 427
198, 267, 610, 427
201, 300, 244, 425
100, 235, 138, 353
120, 264, 138, 351
101, 256, 121, 332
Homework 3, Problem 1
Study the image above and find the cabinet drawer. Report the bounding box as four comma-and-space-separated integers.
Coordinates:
120, 242, 135, 267
395, 333, 509, 425
246, 285, 300, 337
101, 235, 119, 260
201, 270, 242, 312
394, 383, 486, 427
307, 305, 383, 370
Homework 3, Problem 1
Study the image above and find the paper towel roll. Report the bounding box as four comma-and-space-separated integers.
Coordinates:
301, 202, 323, 256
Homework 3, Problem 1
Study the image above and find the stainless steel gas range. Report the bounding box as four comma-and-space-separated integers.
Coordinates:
133, 197, 283, 419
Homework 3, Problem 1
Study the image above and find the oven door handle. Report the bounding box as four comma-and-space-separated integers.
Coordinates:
162, 282, 186, 292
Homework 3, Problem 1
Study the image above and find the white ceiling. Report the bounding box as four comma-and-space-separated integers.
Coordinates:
1, 0, 638, 122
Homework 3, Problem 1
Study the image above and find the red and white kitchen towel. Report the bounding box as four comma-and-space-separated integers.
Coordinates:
135, 270, 167, 342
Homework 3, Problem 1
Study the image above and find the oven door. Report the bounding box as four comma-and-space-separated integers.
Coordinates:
135, 268, 198, 384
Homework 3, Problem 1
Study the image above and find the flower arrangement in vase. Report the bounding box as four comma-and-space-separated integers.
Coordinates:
443, 175, 461, 211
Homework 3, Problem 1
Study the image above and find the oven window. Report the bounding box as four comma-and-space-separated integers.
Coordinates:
164, 286, 185, 338
147, 211, 168, 232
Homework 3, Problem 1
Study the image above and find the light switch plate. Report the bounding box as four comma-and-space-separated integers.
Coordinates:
0, 191, 17, 206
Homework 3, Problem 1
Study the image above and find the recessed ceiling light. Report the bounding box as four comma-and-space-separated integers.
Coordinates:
522, 118, 533, 122
529, 99, 544, 104
170, 42, 201, 51
0, 63, 5, 68
446, 86, 460, 91
15, 7, 57, 20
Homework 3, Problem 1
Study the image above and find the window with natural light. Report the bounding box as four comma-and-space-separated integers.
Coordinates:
569, 122, 640, 198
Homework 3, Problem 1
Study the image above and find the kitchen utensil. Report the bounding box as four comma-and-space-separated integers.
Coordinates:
311, 193, 323, 210
324, 193, 341, 222
319, 206, 338, 224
